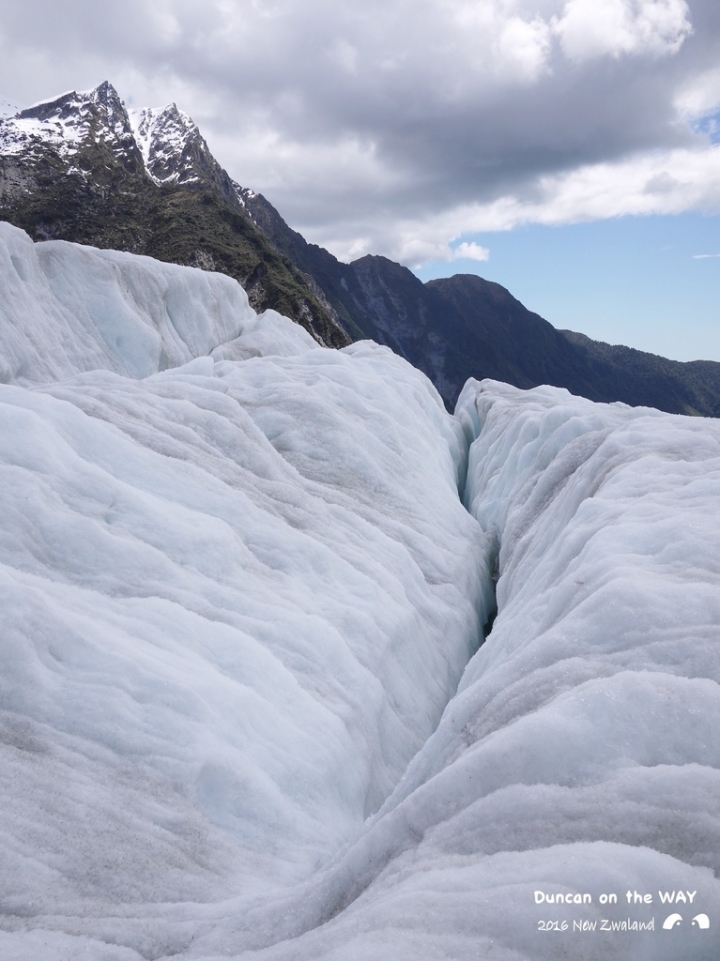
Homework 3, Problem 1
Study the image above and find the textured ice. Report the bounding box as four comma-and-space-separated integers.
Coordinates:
243, 381, 719, 961
1, 226, 719, 960
0, 221, 313, 384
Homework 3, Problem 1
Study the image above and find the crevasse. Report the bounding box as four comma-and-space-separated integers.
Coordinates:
251, 378, 720, 961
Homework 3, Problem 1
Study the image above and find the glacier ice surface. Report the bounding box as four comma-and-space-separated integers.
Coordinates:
1, 221, 719, 960
0, 221, 313, 385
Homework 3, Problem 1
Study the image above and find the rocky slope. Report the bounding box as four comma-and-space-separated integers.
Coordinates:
428, 273, 720, 416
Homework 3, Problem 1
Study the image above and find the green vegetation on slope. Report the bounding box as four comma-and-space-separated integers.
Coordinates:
0, 109, 349, 349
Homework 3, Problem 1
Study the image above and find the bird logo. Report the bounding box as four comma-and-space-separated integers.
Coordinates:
662, 913, 711, 930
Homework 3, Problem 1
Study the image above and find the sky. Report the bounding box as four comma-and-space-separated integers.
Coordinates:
1, 0, 719, 361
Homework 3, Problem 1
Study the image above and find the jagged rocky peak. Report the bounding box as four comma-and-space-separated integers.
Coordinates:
17, 81, 134, 148
1, 80, 248, 225
130, 103, 193, 170
233, 181, 257, 205
20, 80, 122, 123
0, 80, 142, 175
128, 102, 217, 186
0, 81, 219, 188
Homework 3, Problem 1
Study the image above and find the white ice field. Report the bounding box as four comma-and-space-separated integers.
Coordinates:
0, 220, 718, 960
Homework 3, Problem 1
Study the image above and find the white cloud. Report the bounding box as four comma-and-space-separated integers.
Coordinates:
494, 16, 553, 82
452, 242, 491, 262
676, 65, 720, 119
554, 0, 692, 62
384, 239, 490, 270
328, 39, 359, 75
300, 141, 720, 264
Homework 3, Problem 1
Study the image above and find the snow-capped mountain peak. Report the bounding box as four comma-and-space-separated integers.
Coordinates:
129, 105, 194, 168
128, 102, 219, 186
0, 81, 215, 188
0, 80, 351, 346
23, 81, 133, 144
0, 81, 140, 172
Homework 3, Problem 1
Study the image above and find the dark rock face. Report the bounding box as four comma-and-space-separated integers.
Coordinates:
0, 83, 349, 349
422, 274, 720, 416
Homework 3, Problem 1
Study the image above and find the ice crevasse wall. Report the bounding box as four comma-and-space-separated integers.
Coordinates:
0, 220, 719, 961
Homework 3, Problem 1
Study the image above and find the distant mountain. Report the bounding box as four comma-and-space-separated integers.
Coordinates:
230, 183, 720, 417
0, 82, 349, 348
2, 81, 719, 416
427, 273, 720, 417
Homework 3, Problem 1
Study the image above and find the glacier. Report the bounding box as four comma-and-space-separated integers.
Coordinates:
0, 220, 718, 961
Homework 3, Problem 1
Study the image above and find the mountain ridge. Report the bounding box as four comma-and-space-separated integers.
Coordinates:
2, 81, 719, 416
214, 130, 720, 416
